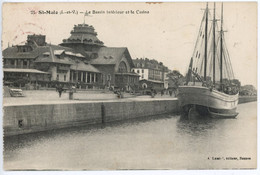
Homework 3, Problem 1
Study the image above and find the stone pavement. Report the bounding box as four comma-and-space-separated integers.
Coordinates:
3, 90, 177, 107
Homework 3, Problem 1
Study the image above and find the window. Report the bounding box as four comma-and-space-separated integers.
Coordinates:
101, 74, 104, 83
118, 61, 127, 73
95, 74, 98, 82
64, 75, 66, 81
83, 72, 86, 82
137, 70, 140, 73
23, 60, 27, 66
87, 73, 90, 83
57, 74, 59, 81
10, 60, 15, 65
107, 74, 111, 81
78, 72, 81, 81
92, 73, 95, 82
142, 69, 144, 73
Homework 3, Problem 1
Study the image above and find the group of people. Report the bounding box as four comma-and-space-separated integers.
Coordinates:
200, 79, 239, 95
160, 89, 176, 97
56, 84, 76, 98
222, 84, 239, 95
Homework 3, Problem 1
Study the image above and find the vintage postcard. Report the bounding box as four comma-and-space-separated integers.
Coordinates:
1, 1, 257, 172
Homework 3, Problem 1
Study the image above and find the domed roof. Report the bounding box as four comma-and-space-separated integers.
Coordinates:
62, 24, 104, 46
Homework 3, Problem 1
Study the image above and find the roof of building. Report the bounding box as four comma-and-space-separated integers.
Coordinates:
67, 34, 100, 42
54, 50, 65, 55
3, 44, 74, 59
3, 46, 39, 59
35, 56, 73, 65
115, 72, 140, 76
90, 47, 135, 68
70, 61, 100, 73
3, 68, 50, 74
133, 58, 168, 71
61, 24, 104, 46
35, 47, 74, 65
65, 51, 84, 58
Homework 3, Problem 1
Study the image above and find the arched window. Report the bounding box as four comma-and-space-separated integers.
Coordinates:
118, 61, 127, 73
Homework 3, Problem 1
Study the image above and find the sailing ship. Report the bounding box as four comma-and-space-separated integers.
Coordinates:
177, 3, 239, 118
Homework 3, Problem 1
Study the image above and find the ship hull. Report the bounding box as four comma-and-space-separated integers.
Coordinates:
178, 86, 239, 118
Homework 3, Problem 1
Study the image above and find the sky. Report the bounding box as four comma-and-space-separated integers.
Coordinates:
2, 2, 257, 87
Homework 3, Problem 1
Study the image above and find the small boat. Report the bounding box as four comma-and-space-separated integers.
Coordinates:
178, 3, 239, 118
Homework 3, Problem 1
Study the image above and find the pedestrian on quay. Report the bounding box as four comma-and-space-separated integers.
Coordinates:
57, 84, 63, 98
55, 84, 58, 92
72, 84, 76, 93
151, 88, 156, 98
169, 90, 173, 96
161, 89, 164, 96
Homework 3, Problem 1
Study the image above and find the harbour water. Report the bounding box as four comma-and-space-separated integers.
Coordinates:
3, 102, 257, 170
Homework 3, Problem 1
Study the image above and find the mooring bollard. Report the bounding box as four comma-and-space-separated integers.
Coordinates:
101, 103, 105, 123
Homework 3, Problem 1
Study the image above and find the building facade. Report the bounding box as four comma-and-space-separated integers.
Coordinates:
60, 23, 139, 91
3, 23, 139, 90
132, 58, 169, 90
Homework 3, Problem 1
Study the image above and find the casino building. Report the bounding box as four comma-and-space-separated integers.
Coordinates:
3, 23, 139, 90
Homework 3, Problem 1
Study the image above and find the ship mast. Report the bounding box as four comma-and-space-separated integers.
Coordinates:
186, 57, 193, 85
220, 2, 224, 86
213, 2, 216, 85
204, 3, 208, 81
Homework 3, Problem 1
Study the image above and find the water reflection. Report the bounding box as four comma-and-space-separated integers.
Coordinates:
4, 114, 175, 152
176, 111, 238, 137
177, 115, 217, 136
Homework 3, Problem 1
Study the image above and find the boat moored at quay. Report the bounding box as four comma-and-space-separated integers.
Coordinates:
178, 3, 239, 118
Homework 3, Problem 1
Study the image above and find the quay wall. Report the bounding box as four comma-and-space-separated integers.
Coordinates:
3, 100, 179, 136
238, 96, 257, 104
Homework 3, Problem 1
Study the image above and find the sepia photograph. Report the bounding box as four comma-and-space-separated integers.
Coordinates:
1, 1, 258, 172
